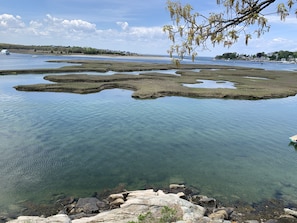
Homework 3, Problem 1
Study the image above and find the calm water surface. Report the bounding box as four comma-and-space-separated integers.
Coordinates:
1, 54, 297, 216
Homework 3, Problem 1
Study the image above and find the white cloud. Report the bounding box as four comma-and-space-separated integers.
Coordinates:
116, 21, 129, 30
0, 14, 25, 29
129, 26, 164, 38
266, 15, 297, 25
62, 19, 96, 31
0, 13, 169, 54
45, 14, 97, 33
272, 37, 287, 43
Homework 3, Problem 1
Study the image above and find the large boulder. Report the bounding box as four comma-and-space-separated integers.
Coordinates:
72, 189, 206, 223
7, 214, 71, 223
74, 197, 101, 214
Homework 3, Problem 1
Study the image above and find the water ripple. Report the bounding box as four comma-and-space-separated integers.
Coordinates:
1, 85, 297, 213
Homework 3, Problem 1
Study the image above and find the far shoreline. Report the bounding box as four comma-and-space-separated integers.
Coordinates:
8, 48, 172, 60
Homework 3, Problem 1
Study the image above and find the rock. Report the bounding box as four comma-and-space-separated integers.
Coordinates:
70, 189, 206, 223
199, 197, 217, 208
9, 188, 268, 223
170, 184, 186, 194
110, 198, 125, 207
69, 213, 92, 220
170, 184, 186, 190
7, 214, 71, 223
278, 215, 297, 223
57, 196, 75, 206
96, 200, 109, 210
191, 195, 217, 210
108, 192, 126, 208
245, 220, 260, 223
208, 209, 228, 220
177, 192, 186, 199
280, 214, 296, 218
264, 219, 278, 223
66, 203, 76, 214
74, 197, 101, 214
284, 208, 297, 218
108, 193, 124, 202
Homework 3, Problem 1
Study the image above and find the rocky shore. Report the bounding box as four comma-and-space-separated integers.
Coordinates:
5, 184, 297, 223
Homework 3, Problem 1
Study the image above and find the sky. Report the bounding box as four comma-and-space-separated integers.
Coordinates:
0, 0, 296, 57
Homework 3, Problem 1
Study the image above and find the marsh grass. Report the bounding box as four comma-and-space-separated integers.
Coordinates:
12, 60, 297, 100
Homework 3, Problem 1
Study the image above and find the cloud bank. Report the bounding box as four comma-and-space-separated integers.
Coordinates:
0, 12, 296, 56
0, 13, 168, 54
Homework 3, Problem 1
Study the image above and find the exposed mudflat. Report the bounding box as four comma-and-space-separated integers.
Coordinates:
4, 59, 297, 100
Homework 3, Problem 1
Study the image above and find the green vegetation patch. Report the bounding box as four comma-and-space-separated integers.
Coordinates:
128, 206, 182, 223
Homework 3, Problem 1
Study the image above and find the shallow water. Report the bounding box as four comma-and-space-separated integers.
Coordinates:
0, 53, 74, 70
1, 54, 297, 216
183, 80, 236, 89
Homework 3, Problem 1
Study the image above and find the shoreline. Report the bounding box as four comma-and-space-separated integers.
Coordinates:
8, 48, 170, 60
5, 184, 297, 223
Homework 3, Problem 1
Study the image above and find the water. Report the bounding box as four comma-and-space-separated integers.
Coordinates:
183, 80, 236, 89
0, 53, 75, 70
1, 54, 297, 217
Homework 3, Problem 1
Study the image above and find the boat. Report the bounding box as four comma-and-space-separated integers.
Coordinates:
1, 49, 10, 55
289, 135, 297, 143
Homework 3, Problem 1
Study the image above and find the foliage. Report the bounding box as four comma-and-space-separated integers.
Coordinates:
277, 50, 297, 60
0, 43, 136, 56
215, 52, 238, 60
215, 50, 297, 60
127, 206, 180, 223
159, 206, 179, 223
163, 0, 297, 61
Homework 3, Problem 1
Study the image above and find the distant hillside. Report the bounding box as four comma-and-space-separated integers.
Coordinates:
0, 43, 137, 56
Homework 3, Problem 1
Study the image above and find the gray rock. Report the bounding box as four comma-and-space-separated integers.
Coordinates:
199, 197, 217, 207
96, 200, 108, 210
75, 197, 101, 214
264, 219, 278, 223
191, 195, 217, 210
245, 220, 259, 223
57, 196, 75, 206
170, 184, 187, 194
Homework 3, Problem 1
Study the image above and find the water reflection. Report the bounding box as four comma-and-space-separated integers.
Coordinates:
0, 53, 76, 70
183, 79, 236, 89
289, 142, 297, 151
34, 70, 180, 76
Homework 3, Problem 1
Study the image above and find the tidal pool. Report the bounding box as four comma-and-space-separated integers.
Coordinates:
183, 79, 236, 89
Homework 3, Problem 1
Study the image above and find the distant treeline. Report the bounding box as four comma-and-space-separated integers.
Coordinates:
215, 51, 297, 61
0, 43, 137, 56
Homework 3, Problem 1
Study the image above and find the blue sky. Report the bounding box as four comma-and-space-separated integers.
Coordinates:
0, 0, 296, 56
